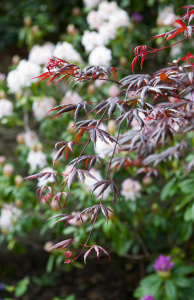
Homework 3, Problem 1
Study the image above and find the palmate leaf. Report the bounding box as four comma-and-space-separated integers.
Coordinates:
47, 101, 91, 123
120, 74, 151, 91
47, 213, 75, 226
49, 239, 74, 252
34, 57, 121, 86
53, 141, 76, 164
69, 155, 103, 170
63, 168, 97, 190
116, 108, 147, 130
81, 204, 114, 225
84, 245, 111, 264
143, 143, 187, 166
91, 179, 120, 205
89, 127, 118, 147
23, 171, 57, 186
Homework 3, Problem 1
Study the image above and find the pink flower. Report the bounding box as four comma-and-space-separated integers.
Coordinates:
154, 255, 174, 272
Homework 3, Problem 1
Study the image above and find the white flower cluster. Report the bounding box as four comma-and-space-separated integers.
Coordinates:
83, 0, 101, 8
0, 98, 13, 118
53, 41, 82, 63
61, 90, 83, 105
0, 204, 21, 230
27, 149, 47, 171
29, 43, 55, 65
82, 1, 130, 66
121, 178, 141, 201
84, 168, 111, 200
7, 60, 41, 93
157, 5, 177, 27
24, 131, 39, 148
32, 97, 56, 121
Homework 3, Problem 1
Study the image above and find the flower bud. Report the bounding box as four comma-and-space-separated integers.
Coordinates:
72, 7, 81, 16
66, 24, 78, 36
0, 91, 7, 99
24, 16, 32, 27
16, 133, 25, 144
152, 203, 159, 214
12, 55, 20, 66
1, 228, 8, 235
157, 270, 171, 278
14, 175, 23, 188
68, 121, 75, 134
36, 142, 44, 151
107, 120, 116, 134
142, 175, 153, 186
15, 199, 23, 208
3, 164, 14, 177
64, 250, 72, 258
119, 57, 128, 67
87, 84, 96, 95
31, 25, 39, 34
44, 241, 54, 252
0, 155, 6, 166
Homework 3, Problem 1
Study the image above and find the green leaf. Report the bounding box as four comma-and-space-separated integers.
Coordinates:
4, 284, 15, 292
173, 266, 194, 275
180, 221, 193, 242
14, 276, 30, 297
62, 227, 76, 235
140, 274, 161, 285
172, 276, 191, 287
161, 178, 176, 201
184, 204, 194, 222
165, 279, 177, 299
46, 254, 55, 273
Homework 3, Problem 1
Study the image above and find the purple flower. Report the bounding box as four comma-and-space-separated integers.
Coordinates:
154, 255, 174, 272
131, 12, 143, 22
0, 283, 4, 291
141, 295, 155, 300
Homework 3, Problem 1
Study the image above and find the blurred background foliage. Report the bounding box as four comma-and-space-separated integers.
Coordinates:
0, 0, 194, 300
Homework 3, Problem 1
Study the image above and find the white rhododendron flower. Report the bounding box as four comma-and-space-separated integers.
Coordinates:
109, 9, 130, 29
0, 204, 21, 230
83, 0, 101, 8
157, 5, 177, 27
17, 60, 41, 86
7, 69, 26, 92
53, 42, 82, 63
170, 43, 182, 57
29, 43, 54, 65
82, 30, 105, 51
27, 149, 47, 171
121, 178, 141, 201
0, 99, 13, 118
37, 167, 55, 187
84, 168, 111, 200
86, 10, 103, 29
98, 1, 118, 20
89, 46, 112, 66
98, 22, 117, 43
61, 90, 82, 105
24, 131, 39, 148
32, 97, 56, 121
